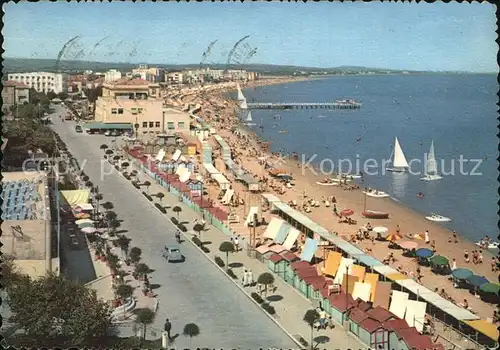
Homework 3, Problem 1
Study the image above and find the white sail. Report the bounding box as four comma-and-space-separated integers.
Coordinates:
245, 111, 253, 122
426, 140, 438, 175
240, 99, 248, 109
236, 84, 245, 101
393, 137, 409, 169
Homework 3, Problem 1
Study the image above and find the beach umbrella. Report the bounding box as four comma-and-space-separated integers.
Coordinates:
81, 227, 97, 234
430, 255, 449, 266
75, 219, 93, 225
385, 233, 403, 242
398, 241, 418, 250
466, 275, 489, 288
373, 226, 388, 234
413, 233, 425, 240
340, 209, 354, 217
479, 283, 500, 294
415, 248, 434, 258
451, 268, 473, 280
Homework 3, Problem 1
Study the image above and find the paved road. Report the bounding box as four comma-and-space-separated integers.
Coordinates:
50, 110, 297, 348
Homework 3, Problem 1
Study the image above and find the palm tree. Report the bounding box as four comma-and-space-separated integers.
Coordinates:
183, 323, 200, 346
257, 272, 275, 297
156, 192, 165, 203
142, 181, 151, 193
303, 309, 320, 350
193, 223, 204, 240
172, 206, 182, 218
219, 241, 234, 268
134, 308, 155, 342
102, 201, 114, 212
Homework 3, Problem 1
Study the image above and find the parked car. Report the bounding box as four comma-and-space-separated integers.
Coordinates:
162, 245, 183, 262
75, 125, 83, 133
104, 131, 111, 136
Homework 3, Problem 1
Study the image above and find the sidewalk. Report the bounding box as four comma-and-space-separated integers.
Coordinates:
130, 163, 366, 349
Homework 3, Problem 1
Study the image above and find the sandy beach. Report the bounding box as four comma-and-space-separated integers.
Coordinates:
162, 77, 498, 323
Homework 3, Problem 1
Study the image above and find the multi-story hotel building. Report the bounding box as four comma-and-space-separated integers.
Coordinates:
7, 72, 68, 94
94, 78, 190, 135
104, 69, 122, 82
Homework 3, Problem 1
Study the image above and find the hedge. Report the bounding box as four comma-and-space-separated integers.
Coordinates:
251, 292, 263, 304
201, 246, 210, 253
192, 236, 202, 247
133, 183, 140, 189
142, 192, 153, 201
262, 303, 276, 315
123, 175, 130, 180
214, 256, 225, 268
226, 268, 237, 279
177, 224, 187, 232
171, 217, 178, 225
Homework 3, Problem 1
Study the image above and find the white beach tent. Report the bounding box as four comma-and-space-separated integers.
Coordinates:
179, 170, 191, 183
333, 257, 354, 285
282, 228, 301, 250
262, 218, 284, 240
221, 189, 235, 204
155, 149, 166, 162
404, 300, 427, 333
389, 290, 410, 319
352, 282, 372, 302
212, 173, 231, 190
172, 149, 182, 162
244, 206, 259, 226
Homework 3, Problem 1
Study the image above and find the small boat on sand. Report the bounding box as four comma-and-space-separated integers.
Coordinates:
316, 181, 338, 186
362, 210, 390, 219
425, 213, 451, 222
475, 240, 499, 249
362, 190, 389, 198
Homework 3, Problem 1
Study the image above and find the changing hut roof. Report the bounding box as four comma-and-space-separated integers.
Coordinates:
367, 306, 396, 323
360, 318, 384, 333
328, 292, 355, 312
281, 251, 299, 262
269, 253, 284, 264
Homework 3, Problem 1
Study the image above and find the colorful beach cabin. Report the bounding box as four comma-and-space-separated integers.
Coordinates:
328, 291, 355, 324
295, 267, 319, 295
177, 160, 195, 172
158, 159, 177, 172
286, 260, 311, 286
393, 327, 444, 350
308, 276, 333, 300
348, 307, 390, 350
383, 319, 410, 350
186, 179, 203, 195
267, 253, 287, 278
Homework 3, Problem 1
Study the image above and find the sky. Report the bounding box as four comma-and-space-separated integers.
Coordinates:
3, 2, 498, 72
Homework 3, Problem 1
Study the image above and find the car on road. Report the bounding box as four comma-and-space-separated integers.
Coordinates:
162, 245, 184, 262
75, 125, 83, 133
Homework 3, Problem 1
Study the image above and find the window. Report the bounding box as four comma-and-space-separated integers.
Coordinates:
155, 121, 161, 128
131, 108, 137, 115
118, 108, 124, 114
138, 108, 143, 114
142, 122, 148, 128
167, 122, 175, 130
178, 122, 185, 129
149, 122, 154, 128
151, 89, 157, 95
111, 108, 117, 114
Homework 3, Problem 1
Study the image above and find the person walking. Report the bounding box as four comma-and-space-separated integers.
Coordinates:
248, 269, 254, 286
424, 230, 430, 244
234, 236, 240, 252
164, 318, 172, 340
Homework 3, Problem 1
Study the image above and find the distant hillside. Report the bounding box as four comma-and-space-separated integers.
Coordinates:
2, 57, 430, 75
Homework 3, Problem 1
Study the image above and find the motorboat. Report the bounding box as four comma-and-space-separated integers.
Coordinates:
421, 140, 443, 181
362, 190, 389, 198
279, 129, 288, 134
362, 210, 390, 219
386, 137, 410, 172
316, 181, 338, 186
475, 240, 499, 249
425, 213, 451, 222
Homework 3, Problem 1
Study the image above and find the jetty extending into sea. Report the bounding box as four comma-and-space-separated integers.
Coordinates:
246, 101, 362, 110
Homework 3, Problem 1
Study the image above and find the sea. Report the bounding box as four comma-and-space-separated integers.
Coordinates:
239, 74, 498, 243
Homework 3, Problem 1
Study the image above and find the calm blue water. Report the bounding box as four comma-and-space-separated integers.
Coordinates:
241, 74, 498, 242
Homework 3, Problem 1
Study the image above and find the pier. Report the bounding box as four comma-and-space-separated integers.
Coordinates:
246, 101, 361, 110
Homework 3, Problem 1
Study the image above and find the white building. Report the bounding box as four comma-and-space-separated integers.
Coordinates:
7, 72, 68, 94
104, 69, 122, 82
165, 72, 184, 85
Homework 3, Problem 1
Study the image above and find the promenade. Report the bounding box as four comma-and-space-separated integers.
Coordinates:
50, 116, 298, 348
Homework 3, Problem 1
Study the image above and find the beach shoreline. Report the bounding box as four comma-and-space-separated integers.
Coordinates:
182, 78, 499, 322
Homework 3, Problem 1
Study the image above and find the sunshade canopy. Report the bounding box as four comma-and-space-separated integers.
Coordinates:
430, 255, 449, 266
466, 275, 489, 287
479, 283, 500, 294
398, 241, 418, 250
373, 226, 388, 234
415, 248, 433, 258
340, 209, 354, 217
451, 268, 473, 280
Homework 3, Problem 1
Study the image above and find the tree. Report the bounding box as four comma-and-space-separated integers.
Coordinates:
172, 206, 182, 218
6, 272, 112, 346
135, 263, 150, 278
142, 181, 151, 193
46, 91, 58, 100
102, 202, 114, 212
121, 161, 130, 170
183, 323, 200, 346
100, 144, 108, 150
116, 235, 131, 257
105, 149, 114, 156
57, 92, 69, 101
219, 241, 234, 267
303, 309, 320, 350
129, 247, 142, 265
156, 192, 165, 203
193, 223, 204, 240
257, 272, 275, 296
115, 284, 134, 302
134, 308, 155, 341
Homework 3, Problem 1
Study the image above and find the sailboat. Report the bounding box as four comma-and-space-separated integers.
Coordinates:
243, 110, 256, 126
236, 83, 245, 102
386, 137, 409, 173
421, 140, 442, 181
239, 98, 248, 110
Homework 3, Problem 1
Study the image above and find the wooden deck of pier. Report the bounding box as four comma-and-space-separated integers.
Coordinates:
246, 102, 361, 110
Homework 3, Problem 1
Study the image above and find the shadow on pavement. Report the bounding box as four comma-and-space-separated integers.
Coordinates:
228, 262, 243, 268
266, 295, 284, 302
